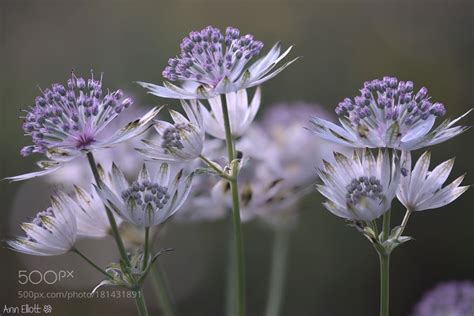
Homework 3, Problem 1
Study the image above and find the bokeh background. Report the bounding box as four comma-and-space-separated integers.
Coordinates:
1, 0, 473, 315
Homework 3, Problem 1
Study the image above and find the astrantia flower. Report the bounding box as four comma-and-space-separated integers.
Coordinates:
317, 149, 400, 221
412, 281, 474, 316
137, 102, 204, 162
309, 76, 471, 150
8, 72, 159, 181
44, 106, 148, 187
96, 163, 194, 227
73, 185, 123, 239
397, 151, 469, 212
235, 103, 344, 226
175, 173, 226, 222
201, 87, 261, 139
7, 192, 77, 256
240, 102, 342, 188
138, 26, 296, 99
211, 160, 286, 222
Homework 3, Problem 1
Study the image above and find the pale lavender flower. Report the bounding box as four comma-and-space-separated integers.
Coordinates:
73, 185, 123, 239
137, 102, 204, 162
96, 163, 194, 227
237, 102, 344, 225
44, 106, 148, 187
397, 151, 469, 212
138, 26, 296, 99
211, 160, 286, 222
173, 139, 228, 222
240, 102, 342, 189
309, 76, 471, 150
7, 192, 78, 256
174, 173, 226, 222
413, 281, 474, 316
201, 87, 261, 139
317, 149, 400, 221
8, 71, 160, 181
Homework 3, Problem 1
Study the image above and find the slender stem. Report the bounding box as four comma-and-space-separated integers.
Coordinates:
221, 94, 245, 316
264, 229, 291, 316
199, 154, 231, 180
143, 227, 150, 271
396, 209, 412, 238
381, 208, 391, 241
378, 253, 390, 316
151, 264, 176, 316
221, 94, 235, 160
134, 290, 149, 316
225, 215, 236, 316
378, 206, 392, 316
73, 248, 113, 280
86, 152, 130, 266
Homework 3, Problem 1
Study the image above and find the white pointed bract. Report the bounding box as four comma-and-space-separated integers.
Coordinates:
201, 88, 261, 139
308, 76, 471, 151
137, 26, 296, 99
73, 185, 123, 238
236, 103, 345, 225
7, 72, 159, 182
96, 163, 194, 227
397, 151, 469, 212
7, 192, 78, 256
211, 161, 286, 222
138, 102, 204, 162
317, 149, 400, 222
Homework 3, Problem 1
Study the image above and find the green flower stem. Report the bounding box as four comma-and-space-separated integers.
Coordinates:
151, 264, 176, 316
378, 207, 392, 316
381, 209, 391, 241
396, 209, 412, 238
264, 229, 291, 316
199, 154, 232, 180
73, 248, 114, 280
134, 290, 149, 316
378, 252, 390, 316
87, 152, 149, 316
86, 152, 130, 267
143, 227, 150, 271
225, 215, 237, 316
221, 94, 245, 316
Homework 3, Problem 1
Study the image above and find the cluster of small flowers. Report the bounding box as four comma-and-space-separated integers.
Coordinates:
413, 281, 474, 316
21, 73, 132, 157
4, 25, 471, 316
162, 26, 263, 86
7, 25, 300, 259
312, 76, 470, 223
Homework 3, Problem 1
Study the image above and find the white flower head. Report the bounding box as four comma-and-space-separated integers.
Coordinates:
73, 185, 123, 239
309, 76, 471, 151
317, 149, 400, 222
8, 71, 159, 182
174, 174, 226, 222
397, 151, 469, 212
7, 192, 78, 256
44, 106, 150, 187
138, 25, 297, 99
239, 102, 344, 189
211, 161, 286, 222
201, 87, 261, 139
138, 102, 204, 162
96, 163, 194, 227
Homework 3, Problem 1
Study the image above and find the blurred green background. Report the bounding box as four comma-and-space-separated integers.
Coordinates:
1, 0, 473, 315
